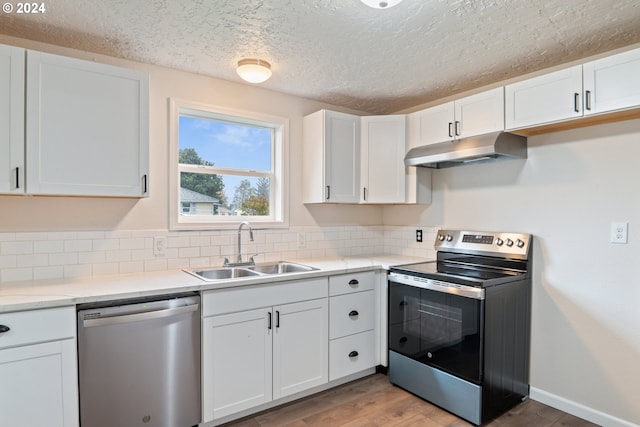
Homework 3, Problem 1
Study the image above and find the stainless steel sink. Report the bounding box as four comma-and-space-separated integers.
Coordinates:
187, 261, 317, 282
250, 262, 317, 275
190, 267, 261, 281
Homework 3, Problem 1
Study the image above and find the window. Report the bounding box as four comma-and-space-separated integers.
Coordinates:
170, 99, 288, 229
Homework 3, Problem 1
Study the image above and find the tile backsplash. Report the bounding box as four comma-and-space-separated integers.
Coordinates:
0, 226, 438, 283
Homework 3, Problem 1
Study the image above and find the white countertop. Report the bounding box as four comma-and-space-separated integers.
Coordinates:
0, 255, 425, 313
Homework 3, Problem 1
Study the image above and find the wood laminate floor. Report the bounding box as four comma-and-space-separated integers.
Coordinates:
221, 374, 599, 427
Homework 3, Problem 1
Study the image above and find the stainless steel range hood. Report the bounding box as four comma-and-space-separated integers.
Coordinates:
404, 131, 527, 169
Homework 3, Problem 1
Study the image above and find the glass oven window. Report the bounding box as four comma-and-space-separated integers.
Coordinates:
389, 282, 483, 383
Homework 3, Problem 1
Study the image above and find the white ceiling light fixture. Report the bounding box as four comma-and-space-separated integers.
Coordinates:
360, 0, 403, 9
236, 59, 272, 83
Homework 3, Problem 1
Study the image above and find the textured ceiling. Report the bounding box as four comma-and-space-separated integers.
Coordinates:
2, 0, 640, 114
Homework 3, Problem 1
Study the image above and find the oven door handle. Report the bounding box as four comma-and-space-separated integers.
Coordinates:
388, 272, 485, 300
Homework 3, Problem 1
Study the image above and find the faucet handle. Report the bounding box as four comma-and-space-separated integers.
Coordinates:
249, 254, 259, 264
223, 257, 230, 266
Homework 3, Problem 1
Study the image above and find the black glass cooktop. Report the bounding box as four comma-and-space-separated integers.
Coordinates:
390, 260, 526, 287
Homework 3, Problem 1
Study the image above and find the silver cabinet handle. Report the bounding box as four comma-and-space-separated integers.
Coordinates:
83, 304, 198, 327
363, 187, 367, 201
454, 121, 461, 136
448, 122, 453, 138
325, 185, 330, 200
585, 90, 592, 111
574, 93, 580, 113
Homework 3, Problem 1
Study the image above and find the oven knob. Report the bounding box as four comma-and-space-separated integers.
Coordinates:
446, 235, 453, 242
505, 238, 514, 247
517, 239, 525, 248
495, 238, 504, 246
438, 234, 445, 241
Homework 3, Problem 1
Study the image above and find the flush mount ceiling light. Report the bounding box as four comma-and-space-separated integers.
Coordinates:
236, 58, 272, 83
360, 0, 403, 9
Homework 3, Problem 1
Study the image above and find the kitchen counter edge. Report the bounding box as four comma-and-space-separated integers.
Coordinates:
0, 255, 425, 313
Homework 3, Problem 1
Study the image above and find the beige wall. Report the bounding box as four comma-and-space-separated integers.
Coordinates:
0, 35, 383, 232
385, 118, 640, 426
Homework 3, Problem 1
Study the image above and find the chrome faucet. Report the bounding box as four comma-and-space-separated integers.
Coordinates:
236, 221, 254, 264
223, 221, 257, 267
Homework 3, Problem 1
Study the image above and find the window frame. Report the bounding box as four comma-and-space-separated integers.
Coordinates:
169, 98, 289, 230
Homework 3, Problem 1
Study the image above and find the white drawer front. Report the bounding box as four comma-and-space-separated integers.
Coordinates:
329, 330, 375, 381
202, 277, 328, 317
0, 306, 76, 350
329, 290, 375, 339
329, 271, 375, 296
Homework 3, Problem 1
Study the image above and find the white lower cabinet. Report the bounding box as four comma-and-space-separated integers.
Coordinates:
202, 278, 329, 423
328, 272, 377, 381
0, 307, 78, 427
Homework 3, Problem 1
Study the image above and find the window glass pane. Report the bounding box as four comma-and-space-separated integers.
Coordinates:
180, 172, 270, 217
179, 115, 272, 171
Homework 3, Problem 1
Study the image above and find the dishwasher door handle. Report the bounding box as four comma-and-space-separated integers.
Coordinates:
82, 304, 199, 328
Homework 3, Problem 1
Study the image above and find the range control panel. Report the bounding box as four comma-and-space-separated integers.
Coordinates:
435, 230, 531, 259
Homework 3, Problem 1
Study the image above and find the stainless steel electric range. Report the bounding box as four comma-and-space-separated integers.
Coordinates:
388, 230, 532, 425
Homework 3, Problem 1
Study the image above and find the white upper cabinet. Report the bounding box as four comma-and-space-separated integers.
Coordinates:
0, 44, 25, 194
303, 110, 360, 203
454, 87, 505, 138
583, 48, 640, 115
360, 115, 406, 204
409, 102, 454, 146
505, 66, 583, 129
506, 47, 640, 130
26, 50, 149, 197
409, 87, 504, 147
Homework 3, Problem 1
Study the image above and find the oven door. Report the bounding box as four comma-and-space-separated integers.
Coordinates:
388, 278, 484, 384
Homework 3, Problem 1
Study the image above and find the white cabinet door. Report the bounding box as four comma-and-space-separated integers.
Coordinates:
583, 48, 640, 115
409, 102, 455, 147
0, 339, 79, 427
26, 50, 149, 197
273, 298, 328, 399
505, 65, 583, 129
0, 44, 24, 194
202, 307, 272, 422
361, 115, 406, 204
455, 87, 504, 138
302, 110, 360, 203
325, 111, 360, 203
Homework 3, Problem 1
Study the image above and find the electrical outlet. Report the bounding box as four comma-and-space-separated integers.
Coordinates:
154, 236, 167, 256
297, 232, 306, 248
416, 229, 423, 243
610, 222, 628, 244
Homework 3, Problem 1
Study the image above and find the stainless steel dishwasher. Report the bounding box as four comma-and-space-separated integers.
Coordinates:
77, 292, 201, 427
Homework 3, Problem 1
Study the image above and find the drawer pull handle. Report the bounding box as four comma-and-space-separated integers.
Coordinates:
348, 310, 359, 317
348, 350, 359, 358
348, 279, 359, 286
0, 325, 10, 334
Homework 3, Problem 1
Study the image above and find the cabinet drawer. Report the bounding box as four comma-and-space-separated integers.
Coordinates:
329, 271, 375, 296
202, 277, 328, 317
329, 290, 375, 339
0, 306, 76, 350
329, 330, 375, 381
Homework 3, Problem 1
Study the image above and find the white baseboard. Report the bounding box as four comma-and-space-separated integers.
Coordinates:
530, 387, 637, 427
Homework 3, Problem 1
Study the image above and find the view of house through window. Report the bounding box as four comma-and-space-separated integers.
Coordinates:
177, 108, 279, 222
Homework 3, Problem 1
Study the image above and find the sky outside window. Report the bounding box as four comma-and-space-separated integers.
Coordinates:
178, 115, 273, 206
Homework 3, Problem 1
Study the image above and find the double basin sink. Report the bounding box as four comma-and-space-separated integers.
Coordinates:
187, 261, 318, 282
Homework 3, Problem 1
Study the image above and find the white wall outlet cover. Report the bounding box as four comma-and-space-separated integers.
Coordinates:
154, 236, 167, 255
610, 222, 628, 244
